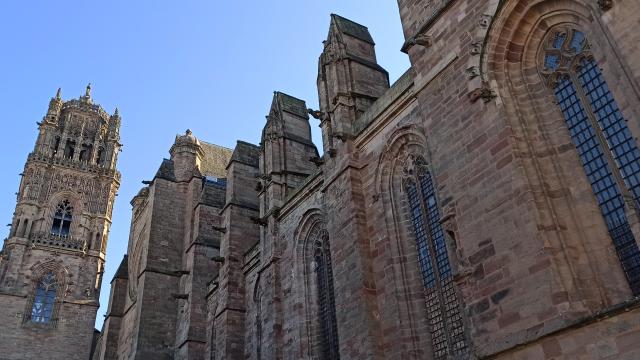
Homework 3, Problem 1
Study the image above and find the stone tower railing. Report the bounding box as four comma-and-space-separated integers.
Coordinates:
29, 232, 87, 252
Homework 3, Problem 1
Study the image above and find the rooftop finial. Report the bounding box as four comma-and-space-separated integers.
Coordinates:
55, 88, 62, 100
114, 107, 119, 116
86, 83, 92, 98
186, 129, 192, 136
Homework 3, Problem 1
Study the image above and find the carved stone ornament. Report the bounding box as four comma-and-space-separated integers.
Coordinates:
468, 87, 497, 103
402, 154, 417, 178
465, 66, 480, 79
401, 33, 432, 53
402, 154, 428, 178
598, 0, 612, 11
479, 14, 492, 28
413, 33, 432, 48
470, 40, 483, 56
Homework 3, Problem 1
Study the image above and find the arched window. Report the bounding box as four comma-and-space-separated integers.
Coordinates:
403, 155, 468, 359
79, 143, 92, 162
312, 230, 340, 360
52, 136, 61, 154
96, 147, 105, 165
541, 27, 640, 295
51, 200, 73, 237
30, 271, 58, 323
64, 140, 75, 159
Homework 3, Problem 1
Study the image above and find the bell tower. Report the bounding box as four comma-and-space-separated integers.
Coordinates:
0, 85, 121, 360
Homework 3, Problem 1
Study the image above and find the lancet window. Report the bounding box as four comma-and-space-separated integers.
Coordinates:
307, 226, 340, 360
541, 27, 640, 294
403, 155, 468, 359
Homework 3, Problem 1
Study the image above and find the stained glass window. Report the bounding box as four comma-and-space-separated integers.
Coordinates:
51, 200, 73, 237
313, 229, 340, 360
31, 272, 57, 324
404, 156, 468, 359
542, 27, 640, 295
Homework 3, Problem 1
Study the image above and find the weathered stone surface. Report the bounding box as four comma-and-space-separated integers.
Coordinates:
10, 1, 640, 359
0, 86, 121, 360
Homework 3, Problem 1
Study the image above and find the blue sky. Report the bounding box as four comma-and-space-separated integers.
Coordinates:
0, 1, 410, 329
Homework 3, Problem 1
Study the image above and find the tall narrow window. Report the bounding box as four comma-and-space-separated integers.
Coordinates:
403, 155, 468, 359
31, 271, 58, 323
64, 140, 75, 159
79, 143, 92, 162
51, 200, 73, 237
96, 147, 105, 165
52, 136, 61, 154
313, 230, 340, 360
541, 27, 640, 294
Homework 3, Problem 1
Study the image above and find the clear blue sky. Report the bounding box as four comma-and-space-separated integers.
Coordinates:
0, 1, 410, 329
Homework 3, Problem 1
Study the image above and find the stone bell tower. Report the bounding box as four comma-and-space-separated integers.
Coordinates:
0, 85, 121, 360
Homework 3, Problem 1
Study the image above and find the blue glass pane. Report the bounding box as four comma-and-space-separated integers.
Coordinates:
544, 54, 560, 71
556, 74, 640, 294
553, 32, 567, 49
417, 170, 467, 357
570, 31, 585, 52
31, 272, 57, 323
405, 180, 437, 289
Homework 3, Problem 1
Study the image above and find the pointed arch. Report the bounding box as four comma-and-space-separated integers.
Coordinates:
374, 125, 433, 356
45, 191, 83, 239
253, 273, 263, 360
24, 261, 68, 326
374, 125, 470, 358
293, 209, 340, 360
481, 0, 639, 306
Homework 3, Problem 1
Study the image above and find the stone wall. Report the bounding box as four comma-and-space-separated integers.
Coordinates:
93, 1, 640, 359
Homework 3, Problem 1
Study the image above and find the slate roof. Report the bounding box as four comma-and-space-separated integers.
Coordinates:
155, 159, 176, 181
331, 14, 374, 45
113, 255, 129, 281
230, 141, 260, 168
200, 141, 233, 178
275, 92, 308, 118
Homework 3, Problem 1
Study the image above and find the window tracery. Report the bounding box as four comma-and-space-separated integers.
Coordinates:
30, 271, 58, 324
403, 154, 468, 359
541, 27, 640, 294
51, 200, 73, 237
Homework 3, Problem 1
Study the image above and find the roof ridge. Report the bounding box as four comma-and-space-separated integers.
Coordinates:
199, 140, 234, 152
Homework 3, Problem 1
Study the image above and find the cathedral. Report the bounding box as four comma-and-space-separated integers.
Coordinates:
2, 0, 640, 359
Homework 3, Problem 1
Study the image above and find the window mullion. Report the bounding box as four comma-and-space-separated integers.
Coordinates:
569, 71, 633, 202
415, 172, 453, 357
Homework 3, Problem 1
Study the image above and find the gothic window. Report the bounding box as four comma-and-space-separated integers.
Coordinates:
313, 230, 340, 360
20, 219, 29, 238
403, 155, 468, 359
254, 284, 263, 360
79, 144, 92, 162
96, 147, 105, 165
51, 200, 73, 237
541, 27, 640, 295
30, 271, 58, 324
64, 140, 76, 159
52, 136, 61, 154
